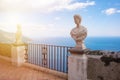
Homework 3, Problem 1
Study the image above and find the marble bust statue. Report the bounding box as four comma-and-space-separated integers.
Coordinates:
15, 24, 23, 44
70, 14, 87, 49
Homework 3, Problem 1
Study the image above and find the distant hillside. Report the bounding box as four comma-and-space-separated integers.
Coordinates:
0, 29, 31, 43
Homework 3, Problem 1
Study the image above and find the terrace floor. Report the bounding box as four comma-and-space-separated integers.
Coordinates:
0, 58, 66, 80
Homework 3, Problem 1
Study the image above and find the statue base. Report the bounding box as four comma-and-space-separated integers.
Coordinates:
13, 43, 26, 46
68, 47, 88, 80
11, 44, 26, 66
69, 47, 86, 54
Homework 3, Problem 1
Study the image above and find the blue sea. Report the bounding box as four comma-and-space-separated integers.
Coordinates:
27, 37, 120, 73
32, 37, 120, 51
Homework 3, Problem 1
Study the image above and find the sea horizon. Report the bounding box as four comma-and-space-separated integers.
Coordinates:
28, 36, 120, 51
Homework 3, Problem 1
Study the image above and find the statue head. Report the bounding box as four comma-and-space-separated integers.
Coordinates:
17, 24, 21, 31
74, 14, 82, 25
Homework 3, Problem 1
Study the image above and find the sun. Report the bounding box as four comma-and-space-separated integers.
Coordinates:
3, 13, 24, 32
5, 14, 21, 25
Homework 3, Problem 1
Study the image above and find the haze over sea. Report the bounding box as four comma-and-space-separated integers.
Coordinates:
31, 37, 120, 51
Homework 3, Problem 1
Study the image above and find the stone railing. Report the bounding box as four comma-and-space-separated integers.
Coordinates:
68, 49, 120, 80
83, 49, 120, 66
86, 50, 120, 80
0, 42, 120, 80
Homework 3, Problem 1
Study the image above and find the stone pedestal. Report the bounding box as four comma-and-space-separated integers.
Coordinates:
11, 44, 26, 66
68, 48, 88, 80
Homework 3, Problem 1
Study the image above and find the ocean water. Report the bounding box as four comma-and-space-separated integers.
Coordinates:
27, 37, 120, 72
32, 37, 120, 51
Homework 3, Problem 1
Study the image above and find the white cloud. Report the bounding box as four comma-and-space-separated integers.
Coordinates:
103, 8, 120, 15
54, 17, 61, 20
64, 1, 95, 10
0, 23, 70, 37
117, 10, 120, 13
0, 0, 95, 13
21, 24, 70, 38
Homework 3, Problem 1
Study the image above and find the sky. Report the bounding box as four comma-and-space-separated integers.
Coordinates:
0, 0, 120, 38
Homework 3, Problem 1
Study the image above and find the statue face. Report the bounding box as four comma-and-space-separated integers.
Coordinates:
74, 15, 81, 25
17, 24, 21, 30
74, 17, 80, 25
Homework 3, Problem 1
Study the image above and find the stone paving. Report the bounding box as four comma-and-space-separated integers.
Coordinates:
0, 58, 66, 80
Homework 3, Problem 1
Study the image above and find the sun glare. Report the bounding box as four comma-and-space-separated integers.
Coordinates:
5, 14, 21, 25
3, 14, 25, 32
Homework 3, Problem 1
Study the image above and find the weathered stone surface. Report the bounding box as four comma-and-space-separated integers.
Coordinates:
87, 55, 120, 80
69, 48, 85, 54
11, 45, 26, 66
100, 51, 120, 66
68, 54, 88, 80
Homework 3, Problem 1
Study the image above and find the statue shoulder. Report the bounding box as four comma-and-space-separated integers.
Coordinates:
81, 25, 87, 31
71, 27, 77, 32
72, 27, 77, 30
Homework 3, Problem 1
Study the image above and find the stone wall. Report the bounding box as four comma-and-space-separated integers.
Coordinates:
87, 51, 120, 80
0, 43, 12, 57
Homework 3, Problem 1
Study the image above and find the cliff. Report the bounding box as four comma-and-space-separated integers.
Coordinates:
0, 29, 30, 43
